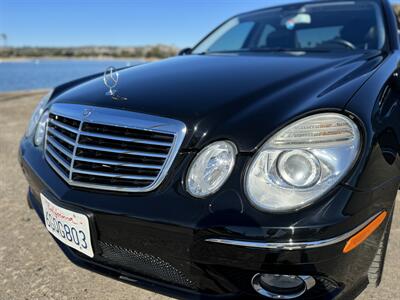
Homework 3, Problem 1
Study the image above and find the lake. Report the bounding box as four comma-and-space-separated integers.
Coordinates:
0, 59, 143, 92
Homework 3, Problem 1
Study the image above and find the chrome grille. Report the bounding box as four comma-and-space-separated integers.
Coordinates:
44, 103, 186, 192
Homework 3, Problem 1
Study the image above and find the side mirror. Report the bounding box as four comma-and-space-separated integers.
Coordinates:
178, 47, 192, 56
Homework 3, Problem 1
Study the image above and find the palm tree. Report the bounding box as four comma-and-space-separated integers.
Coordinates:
0, 33, 7, 47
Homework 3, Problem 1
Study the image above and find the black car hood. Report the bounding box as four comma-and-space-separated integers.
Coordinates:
52, 52, 384, 151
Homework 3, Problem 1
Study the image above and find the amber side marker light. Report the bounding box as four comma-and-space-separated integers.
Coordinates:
343, 211, 387, 254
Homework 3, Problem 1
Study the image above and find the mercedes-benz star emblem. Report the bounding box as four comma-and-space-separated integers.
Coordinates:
103, 66, 127, 100
103, 66, 119, 96
83, 109, 92, 118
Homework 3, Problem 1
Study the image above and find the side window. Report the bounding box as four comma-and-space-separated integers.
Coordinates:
296, 26, 342, 48
208, 22, 255, 52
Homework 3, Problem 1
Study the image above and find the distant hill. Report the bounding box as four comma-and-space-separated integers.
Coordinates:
0, 45, 179, 60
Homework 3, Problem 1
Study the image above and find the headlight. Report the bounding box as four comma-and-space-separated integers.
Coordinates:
186, 141, 237, 198
34, 110, 49, 146
26, 91, 52, 137
245, 113, 361, 213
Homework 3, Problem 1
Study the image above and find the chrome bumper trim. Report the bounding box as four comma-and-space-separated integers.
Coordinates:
205, 212, 383, 250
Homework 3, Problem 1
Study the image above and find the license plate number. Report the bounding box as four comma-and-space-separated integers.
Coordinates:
41, 194, 94, 258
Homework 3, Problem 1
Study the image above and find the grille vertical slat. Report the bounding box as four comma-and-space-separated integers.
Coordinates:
44, 104, 186, 192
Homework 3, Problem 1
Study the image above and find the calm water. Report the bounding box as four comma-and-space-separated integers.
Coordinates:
0, 59, 143, 92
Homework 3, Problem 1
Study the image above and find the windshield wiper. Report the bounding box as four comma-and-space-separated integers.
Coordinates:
200, 48, 334, 55
249, 48, 334, 53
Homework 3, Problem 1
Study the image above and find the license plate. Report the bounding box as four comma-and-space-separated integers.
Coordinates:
41, 194, 94, 258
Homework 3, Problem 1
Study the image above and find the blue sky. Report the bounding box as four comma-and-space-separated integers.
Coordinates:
1, 0, 400, 48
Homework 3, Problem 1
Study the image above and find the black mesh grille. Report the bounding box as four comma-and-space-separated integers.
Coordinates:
97, 241, 196, 289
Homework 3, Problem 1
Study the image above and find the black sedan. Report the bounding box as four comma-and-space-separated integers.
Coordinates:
19, 0, 400, 299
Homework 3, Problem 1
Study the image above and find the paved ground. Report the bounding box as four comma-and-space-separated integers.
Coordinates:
0, 91, 398, 300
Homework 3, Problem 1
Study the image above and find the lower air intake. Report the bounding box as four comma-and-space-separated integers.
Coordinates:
98, 241, 196, 289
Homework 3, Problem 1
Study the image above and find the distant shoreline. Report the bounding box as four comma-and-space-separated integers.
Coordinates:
0, 89, 49, 101
0, 58, 152, 93
0, 56, 162, 63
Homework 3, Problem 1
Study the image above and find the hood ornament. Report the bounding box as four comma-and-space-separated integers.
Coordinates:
103, 66, 127, 101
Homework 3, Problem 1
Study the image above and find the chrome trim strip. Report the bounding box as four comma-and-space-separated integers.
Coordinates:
79, 130, 173, 147
205, 212, 383, 250
72, 168, 156, 181
49, 118, 79, 134
76, 143, 168, 158
45, 103, 186, 193
47, 137, 73, 158
45, 152, 70, 180
46, 147, 71, 170
47, 127, 76, 146
73, 156, 162, 170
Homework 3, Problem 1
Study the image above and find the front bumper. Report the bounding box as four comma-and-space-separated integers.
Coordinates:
19, 137, 397, 299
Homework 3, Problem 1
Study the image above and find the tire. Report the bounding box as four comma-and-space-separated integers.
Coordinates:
368, 207, 394, 287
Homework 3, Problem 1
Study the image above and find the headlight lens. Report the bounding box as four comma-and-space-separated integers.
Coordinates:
245, 113, 361, 212
277, 150, 321, 188
186, 141, 237, 198
34, 110, 49, 146
26, 91, 52, 137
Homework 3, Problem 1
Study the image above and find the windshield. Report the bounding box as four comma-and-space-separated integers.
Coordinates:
192, 0, 386, 54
